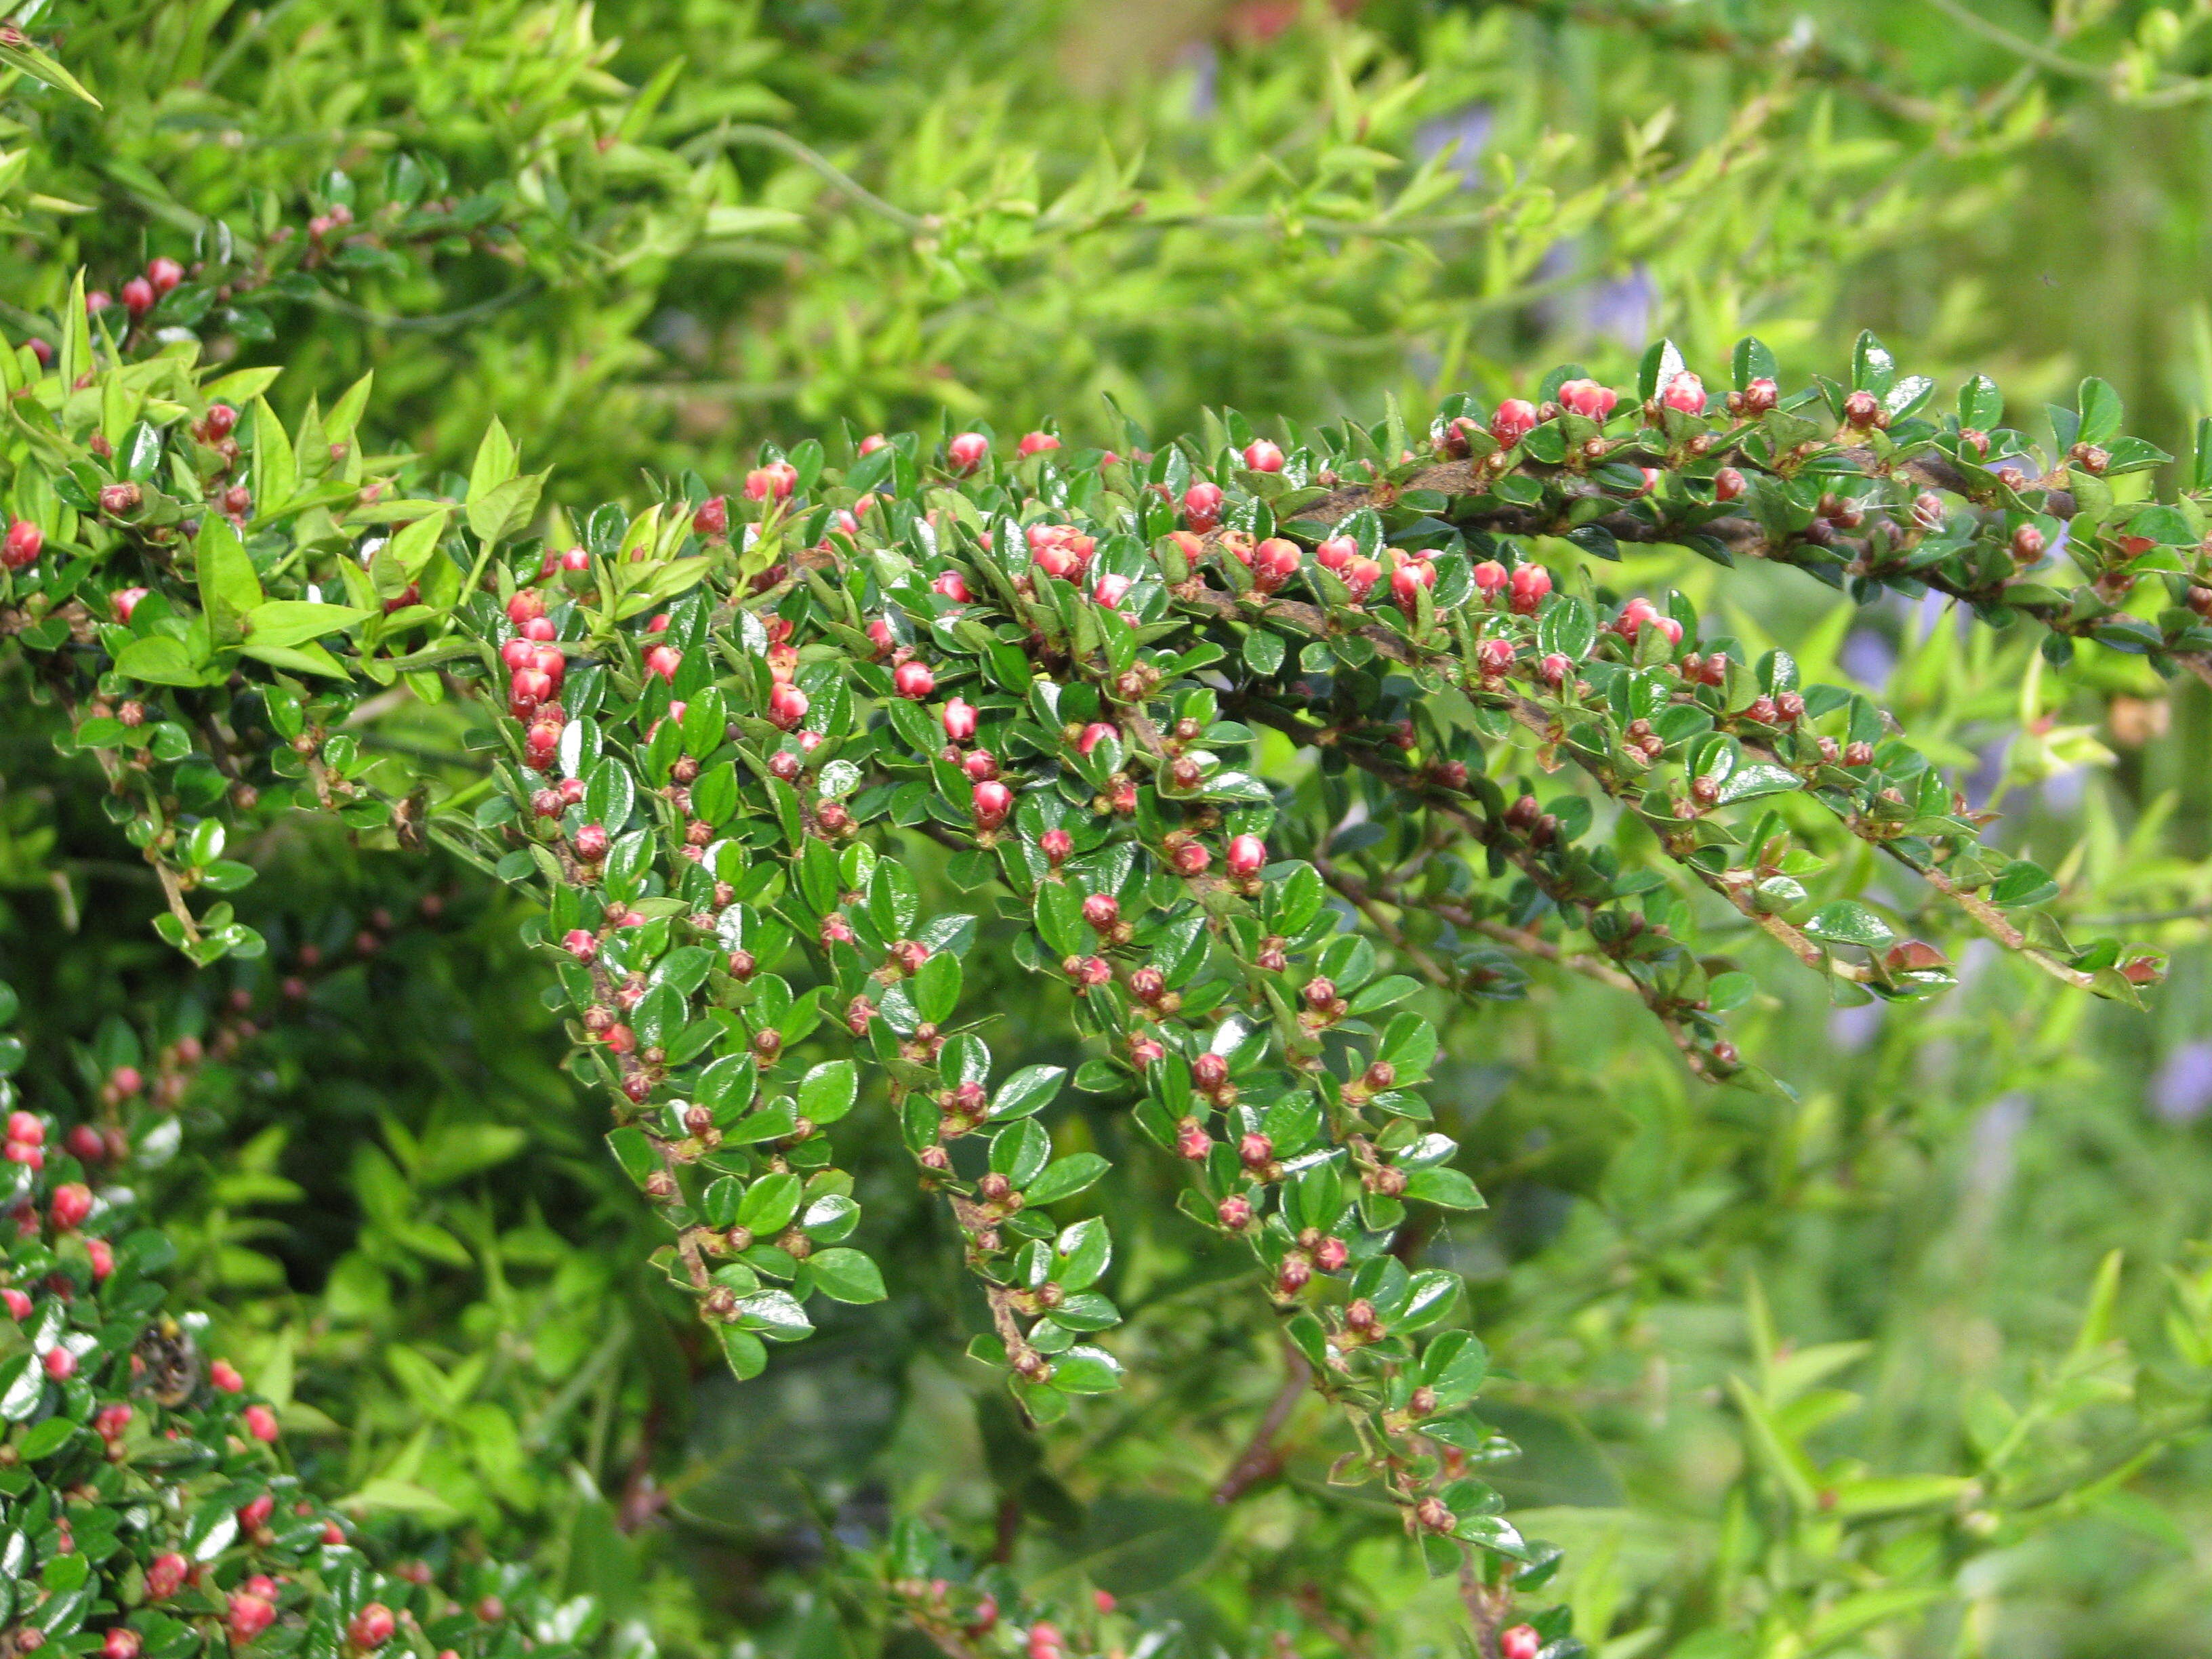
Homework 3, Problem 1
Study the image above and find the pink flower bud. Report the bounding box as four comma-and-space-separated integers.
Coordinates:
941, 697, 979, 742
1713, 467, 1746, 502
1478, 637, 1515, 676
1172, 841, 1210, 877
50, 1183, 92, 1230
972, 779, 1012, 830
1242, 438, 1284, 473
112, 586, 149, 622
562, 929, 598, 963
6, 1111, 40, 1146
43, 1346, 77, 1381
86, 1237, 114, 1280
743, 461, 798, 501
1226, 834, 1266, 877
1077, 722, 1117, 756
693, 495, 729, 537
931, 569, 970, 603
1183, 482, 1224, 529
858, 432, 889, 455
122, 277, 157, 317
95, 1404, 132, 1444
227, 1592, 276, 1644
1538, 652, 1572, 688
1659, 372, 1706, 415
947, 432, 989, 474
893, 660, 936, 699
572, 823, 609, 863
146, 1553, 190, 1599
768, 684, 810, 730
348, 1605, 396, 1650
1742, 377, 1779, 413
1017, 431, 1059, 457
148, 256, 185, 295
1509, 562, 1552, 615
3, 518, 43, 569
1490, 398, 1538, 445
644, 644, 682, 682
3, 1287, 30, 1320
1073, 956, 1113, 989
1472, 559, 1508, 597
1558, 378, 1618, 420
211, 1359, 245, 1393
245, 1404, 280, 1442
1082, 893, 1119, 930
1216, 1195, 1252, 1229
1500, 1626, 1541, 1659
1315, 535, 1357, 572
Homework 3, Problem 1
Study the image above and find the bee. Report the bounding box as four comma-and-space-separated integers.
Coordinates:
134, 1314, 202, 1408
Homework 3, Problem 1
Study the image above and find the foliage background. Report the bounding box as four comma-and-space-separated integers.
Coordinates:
5, 1, 2212, 1655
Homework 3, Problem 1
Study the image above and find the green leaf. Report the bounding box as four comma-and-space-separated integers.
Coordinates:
1989, 860, 2059, 907
989, 1064, 1065, 1120
1402, 1167, 1484, 1210
0, 35, 100, 106
2077, 376, 2124, 447
1535, 595, 1595, 662
114, 634, 210, 686
1023, 1153, 1109, 1206
1803, 901, 1895, 948
739, 1170, 804, 1233
798, 1059, 858, 1124
244, 600, 374, 649
1050, 1344, 1123, 1393
718, 1325, 767, 1380
197, 513, 264, 621
806, 1247, 886, 1304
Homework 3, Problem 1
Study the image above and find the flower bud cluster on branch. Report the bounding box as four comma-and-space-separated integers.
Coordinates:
0, 283, 2182, 1651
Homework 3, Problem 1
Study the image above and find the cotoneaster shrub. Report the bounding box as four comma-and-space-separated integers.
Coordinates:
3, 258, 2212, 1659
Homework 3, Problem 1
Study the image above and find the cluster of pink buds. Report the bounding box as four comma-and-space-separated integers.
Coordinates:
1029, 521, 1096, 582
3, 1109, 43, 1170
743, 459, 797, 502
1614, 596, 1684, 647
1387, 549, 1436, 614
100, 254, 186, 322
1557, 379, 1618, 421
502, 589, 566, 718
1314, 534, 1382, 600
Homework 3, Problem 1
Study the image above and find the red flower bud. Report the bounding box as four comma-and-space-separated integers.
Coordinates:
1183, 481, 1224, 530
348, 1605, 396, 1650
1500, 1626, 1541, 1659
692, 495, 729, 538
941, 697, 979, 742
148, 255, 186, 295
972, 779, 1012, 830
228, 1593, 276, 1645
1509, 562, 1551, 614
245, 1404, 280, 1442
1478, 637, 1515, 676
743, 460, 798, 501
572, 822, 609, 863
1017, 430, 1059, 456
1843, 388, 1882, 427
1659, 372, 1706, 415
1077, 722, 1117, 756
42, 1345, 76, 1380
947, 432, 989, 473
1472, 559, 1508, 597
6, 1111, 41, 1146
962, 749, 999, 781
1315, 535, 1357, 572
1226, 834, 1266, 877
644, 644, 682, 682
893, 660, 936, 699
2, 518, 42, 569
1490, 398, 1538, 445
1171, 840, 1210, 877
1713, 466, 1746, 502
1557, 379, 1617, 420
86, 1237, 115, 1280
1082, 893, 1120, 930
768, 684, 809, 730
211, 1358, 244, 1393
1216, 1195, 1252, 1230
931, 569, 970, 603
2011, 523, 2045, 562
122, 276, 157, 317
50, 1182, 91, 1230
1192, 1052, 1229, 1091
1242, 438, 1284, 473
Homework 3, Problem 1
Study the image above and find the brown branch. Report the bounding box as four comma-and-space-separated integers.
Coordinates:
1213, 1340, 1314, 1504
